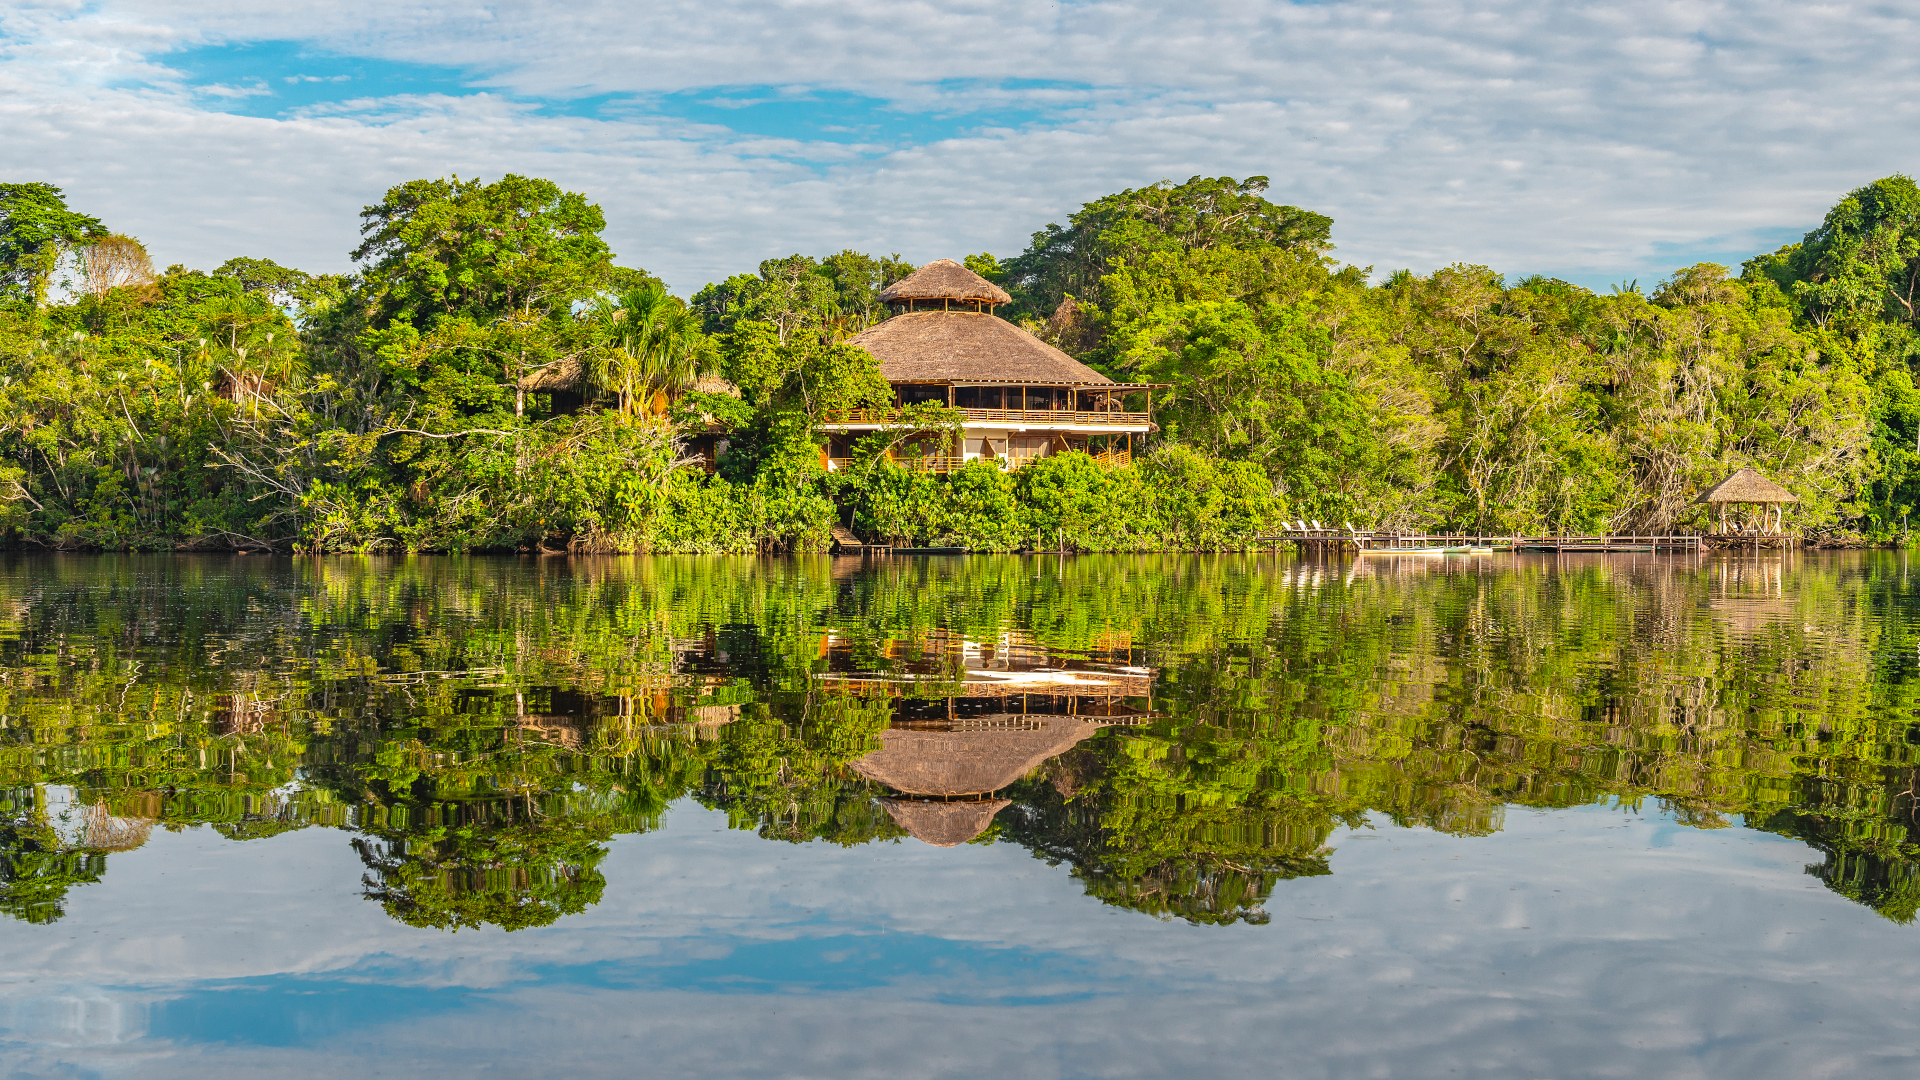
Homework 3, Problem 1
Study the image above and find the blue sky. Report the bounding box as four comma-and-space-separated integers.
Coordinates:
4, 1, 1918, 292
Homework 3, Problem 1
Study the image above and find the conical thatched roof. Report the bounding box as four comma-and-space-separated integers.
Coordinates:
691, 374, 740, 397
1695, 467, 1798, 504
849, 312, 1113, 385
881, 798, 1011, 847
849, 715, 1100, 796
520, 363, 737, 399
878, 259, 1012, 305
519, 356, 586, 392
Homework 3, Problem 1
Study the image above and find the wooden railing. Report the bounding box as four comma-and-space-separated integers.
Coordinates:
892, 454, 970, 473
1270, 529, 1708, 553
827, 450, 1133, 474
820, 407, 1150, 426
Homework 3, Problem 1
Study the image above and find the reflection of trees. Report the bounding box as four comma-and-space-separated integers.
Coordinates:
0, 814, 105, 925
351, 805, 612, 932
312, 721, 691, 931
691, 693, 901, 845
1759, 796, 1920, 924
4, 552, 1920, 929
1001, 770, 1334, 926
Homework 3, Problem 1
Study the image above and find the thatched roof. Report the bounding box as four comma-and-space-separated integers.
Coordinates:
849, 312, 1113, 385
1695, 467, 1798, 504
881, 798, 1011, 847
849, 714, 1100, 796
519, 356, 586, 392
519, 364, 738, 399
878, 259, 1011, 305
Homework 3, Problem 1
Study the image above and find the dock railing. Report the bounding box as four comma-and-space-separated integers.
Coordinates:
1265, 529, 1709, 553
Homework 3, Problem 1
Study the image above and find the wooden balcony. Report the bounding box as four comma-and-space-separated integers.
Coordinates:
818, 407, 1151, 428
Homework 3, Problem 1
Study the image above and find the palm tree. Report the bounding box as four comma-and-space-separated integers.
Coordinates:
645, 305, 704, 413
588, 284, 666, 414
588, 284, 707, 417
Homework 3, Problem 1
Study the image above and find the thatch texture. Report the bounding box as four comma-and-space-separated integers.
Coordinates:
881, 798, 1011, 847
849, 312, 1113, 385
878, 259, 1012, 304
519, 356, 586, 392
849, 714, 1100, 796
519, 365, 736, 398
1695, 467, 1798, 504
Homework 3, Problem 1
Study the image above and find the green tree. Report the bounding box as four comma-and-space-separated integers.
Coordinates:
1001, 175, 1333, 324
352, 174, 615, 332
0, 183, 106, 307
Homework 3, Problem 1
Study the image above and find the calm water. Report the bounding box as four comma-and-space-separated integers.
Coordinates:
1, 552, 1917, 1078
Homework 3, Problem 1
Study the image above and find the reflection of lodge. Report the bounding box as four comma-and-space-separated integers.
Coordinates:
857, 707, 1151, 847
498, 684, 744, 750
820, 630, 1158, 846
814, 627, 1154, 701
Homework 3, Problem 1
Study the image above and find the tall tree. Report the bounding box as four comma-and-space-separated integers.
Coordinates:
1748, 175, 1920, 332
0, 183, 106, 307
352, 174, 615, 331
1001, 175, 1333, 323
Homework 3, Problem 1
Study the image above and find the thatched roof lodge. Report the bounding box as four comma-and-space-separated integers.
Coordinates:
517, 356, 588, 395
820, 259, 1159, 472
850, 312, 1112, 386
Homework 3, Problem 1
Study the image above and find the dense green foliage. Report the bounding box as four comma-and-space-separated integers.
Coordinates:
10, 171, 1920, 550
986, 175, 1920, 538
1, 553, 1915, 929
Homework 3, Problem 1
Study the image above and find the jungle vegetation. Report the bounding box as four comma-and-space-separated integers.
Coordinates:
6, 173, 1920, 551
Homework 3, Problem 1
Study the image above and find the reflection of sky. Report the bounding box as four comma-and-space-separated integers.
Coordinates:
2, 802, 1914, 1078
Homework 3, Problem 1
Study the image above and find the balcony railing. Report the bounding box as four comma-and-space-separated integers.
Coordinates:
819, 407, 1150, 427
827, 448, 1133, 474
891, 454, 970, 473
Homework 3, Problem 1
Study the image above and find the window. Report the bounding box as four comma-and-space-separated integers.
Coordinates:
899, 385, 948, 405
966, 437, 1003, 460
1007, 436, 1050, 463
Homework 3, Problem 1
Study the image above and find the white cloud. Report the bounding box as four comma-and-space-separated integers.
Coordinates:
3, 1, 1918, 290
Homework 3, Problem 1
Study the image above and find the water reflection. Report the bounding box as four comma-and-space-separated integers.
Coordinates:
1, 551, 1917, 931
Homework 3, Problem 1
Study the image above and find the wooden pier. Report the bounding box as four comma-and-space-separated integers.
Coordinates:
1267, 527, 1713, 554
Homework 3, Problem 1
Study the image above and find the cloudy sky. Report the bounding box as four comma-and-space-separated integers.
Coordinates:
4, 1, 1917, 294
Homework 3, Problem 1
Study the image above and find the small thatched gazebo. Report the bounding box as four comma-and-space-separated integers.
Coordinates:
1695, 467, 1797, 534
877, 258, 1012, 313
878, 798, 1013, 847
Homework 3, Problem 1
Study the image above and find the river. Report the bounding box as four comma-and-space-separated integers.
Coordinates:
0, 552, 1915, 1077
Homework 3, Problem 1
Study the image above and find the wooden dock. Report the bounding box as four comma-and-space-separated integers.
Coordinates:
1511, 535, 1706, 553
1267, 528, 1711, 554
